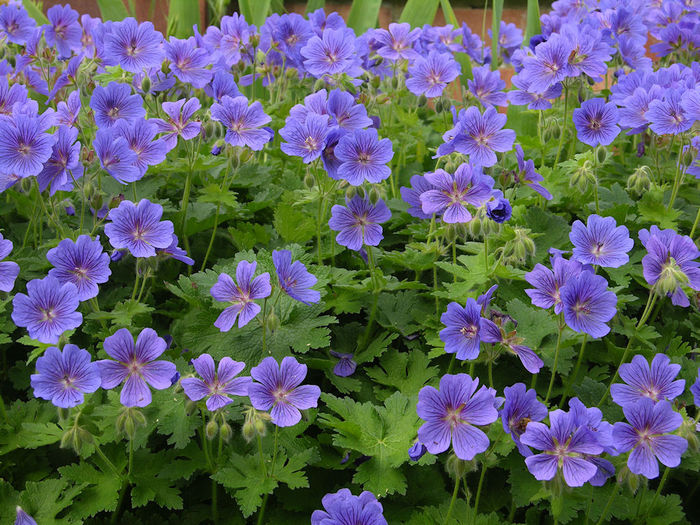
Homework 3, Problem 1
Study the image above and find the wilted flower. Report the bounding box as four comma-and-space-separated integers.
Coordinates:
330, 351, 356, 377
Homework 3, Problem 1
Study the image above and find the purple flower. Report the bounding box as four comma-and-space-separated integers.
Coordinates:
47, 235, 111, 301
520, 409, 603, 487
400, 174, 435, 219
181, 353, 251, 411
105, 18, 165, 73
37, 125, 83, 196
374, 23, 420, 61
611, 354, 685, 408
681, 88, 700, 124
301, 28, 360, 78
280, 114, 329, 163
416, 373, 498, 460
30, 344, 100, 408
500, 383, 548, 457
486, 193, 512, 223
157, 234, 194, 265
521, 35, 572, 93
326, 89, 372, 130
330, 350, 356, 377
560, 24, 611, 81
211, 95, 272, 151
104, 199, 174, 258
203, 13, 250, 67
572, 98, 621, 147
408, 441, 427, 461
514, 144, 552, 199
691, 370, 700, 407
152, 98, 201, 151
646, 90, 692, 135
420, 164, 494, 223
0, 114, 56, 178
94, 127, 141, 184
525, 256, 584, 313
0, 232, 20, 292
468, 65, 507, 107
0, 77, 28, 115
328, 196, 391, 251
248, 356, 321, 427
638, 226, 700, 307
0, 5, 36, 45
11, 276, 82, 344
90, 82, 146, 129
618, 86, 663, 135
56, 90, 81, 127
570, 214, 633, 268
439, 299, 500, 360
334, 129, 393, 185
406, 51, 460, 98
612, 399, 687, 479
112, 118, 168, 177
560, 271, 617, 338
447, 106, 515, 167
97, 328, 176, 408
14, 507, 36, 525
165, 36, 212, 88
205, 71, 242, 102
45, 4, 81, 58
508, 74, 562, 111
491, 21, 522, 63
210, 260, 271, 331
273, 249, 320, 305
311, 489, 387, 525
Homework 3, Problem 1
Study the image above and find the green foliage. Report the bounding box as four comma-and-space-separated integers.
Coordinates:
347, 0, 382, 34
399, 0, 440, 27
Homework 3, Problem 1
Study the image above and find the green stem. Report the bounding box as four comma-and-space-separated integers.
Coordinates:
257, 493, 269, 525
180, 168, 193, 237
554, 84, 570, 167
315, 173, 324, 266
93, 441, 122, 480
261, 297, 268, 355
127, 438, 133, 479
135, 270, 150, 303
433, 264, 440, 319
690, 206, 700, 239
212, 477, 218, 524
130, 266, 141, 302
544, 319, 565, 403
483, 236, 488, 272
561, 334, 588, 406
593, 148, 600, 214
446, 354, 456, 375
647, 466, 671, 518
487, 359, 494, 389
201, 155, 235, 271
444, 475, 461, 525
472, 461, 488, 523
594, 484, 618, 525
271, 426, 279, 474
667, 137, 685, 210
257, 434, 267, 478
452, 240, 457, 283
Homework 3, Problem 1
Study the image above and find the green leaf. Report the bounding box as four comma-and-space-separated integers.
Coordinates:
399, 0, 440, 27
366, 349, 438, 397
20, 479, 84, 523
490, 0, 504, 69
87, 300, 154, 329
22, 1, 49, 25
96, 0, 130, 21
59, 462, 122, 519
525, 0, 541, 41
273, 202, 316, 244
505, 298, 558, 349
167, 0, 201, 38
439, 0, 459, 28
154, 394, 199, 449
240, 0, 271, 28
638, 187, 681, 228
212, 452, 277, 517
306, 0, 325, 13
347, 0, 381, 34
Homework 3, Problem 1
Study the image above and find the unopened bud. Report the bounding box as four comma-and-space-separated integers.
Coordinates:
242, 421, 256, 442
368, 186, 382, 205
391, 75, 399, 89
304, 173, 316, 189
206, 419, 218, 440
627, 165, 652, 195
345, 185, 357, 200
220, 422, 233, 443
140, 75, 151, 94
417, 94, 428, 107
595, 146, 608, 165
254, 418, 267, 437
265, 311, 280, 332
445, 454, 476, 479
435, 100, 443, 113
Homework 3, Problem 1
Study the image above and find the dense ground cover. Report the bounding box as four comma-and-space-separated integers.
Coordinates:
0, 0, 699, 523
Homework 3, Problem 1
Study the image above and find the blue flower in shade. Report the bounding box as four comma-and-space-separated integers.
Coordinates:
112, 118, 168, 177
94, 127, 141, 184
486, 192, 512, 223
573, 98, 621, 147
559, 271, 617, 338
31, 344, 101, 408
612, 399, 687, 479
514, 144, 552, 199
0, 233, 20, 293
211, 95, 272, 151
210, 260, 271, 331
37, 125, 83, 196
11, 276, 83, 344
181, 353, 251, 411
330, 350, 357, 377
104, 199, 174, 258
570, 214, 633, 268
165, 36, 212, 88
611, 353, 685, 408
311, 489, 387, 525
280, 114, 330, 163
272, 249, 320, 305
47, 235, 111, 301
520, 409, 603, 487
248, 356, 321, 427
468, 65, 507, 107
419, 164, 494, 223
44, 4, 81, 58
374, 22, 420, 62
499, 383, 548, 457
0, 113, 56, 178
14, 507, 37, 525
638, 226, 700, 307
416, 373, 498, 460
105, 18, 165, 73
301, 27, 361, 78
157, 234, 194, 266
646, 90, 693, 135
334, 128, 393, 185
439, 299, 500, 360
90, 82, 146, 129
97, 328, 176, 408
152, 98, 202, 151
400, 174, 436, 220
406, 50, 460, 98
0, 4, 36, 45
328, 196, 391, 251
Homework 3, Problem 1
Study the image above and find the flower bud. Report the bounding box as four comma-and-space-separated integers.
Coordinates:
681, 148, 696, 167
242, 421, 256, 442
265, 311, 280, 332
627, 165, 652, 195
304, 173, 316, 189
444, 223, 458, 242
313, 78, 326, 92
368, 186, 382, 205
656, 257, 689, 297
254, 417, 267, 437
595, 145, 608, 165
408, 442, 427, 462
636, 141, 645, 157
445, 454, 476, 479
417, 94, 428, 107
211, 144, 222, 156
185, 399, 198, 416
220, 422, 233, 443
391, 75, 399, 90
467, 216, 483, 238
345, 185, 357, 201
203, 120, 219, 140
206, 419, 219, 440
65, 205, 75, 216
140, 75, 151, 94
435, 100, 443, 113
503, 227, 536, 265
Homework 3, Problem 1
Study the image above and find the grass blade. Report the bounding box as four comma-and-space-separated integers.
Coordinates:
347, 0, 382, 35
